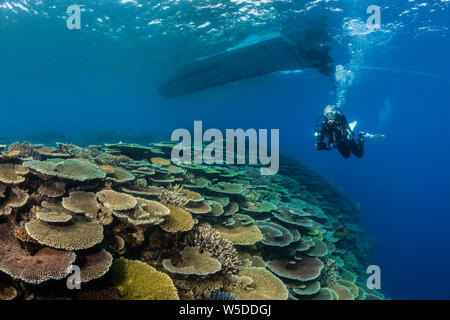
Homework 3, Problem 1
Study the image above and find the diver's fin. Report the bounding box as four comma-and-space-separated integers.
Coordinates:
349, 121, 357, 132
159, 34, 332, 98
370, 134, 386, 142
361, 132, 386, 142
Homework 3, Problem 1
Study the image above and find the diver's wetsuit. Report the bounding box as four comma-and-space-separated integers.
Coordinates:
316, 114, 364, 158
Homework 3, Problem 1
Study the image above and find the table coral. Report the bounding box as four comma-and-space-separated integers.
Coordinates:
162, 246, 222, 276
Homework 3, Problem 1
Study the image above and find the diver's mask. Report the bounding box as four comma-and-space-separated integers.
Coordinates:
324, 111, 336, 124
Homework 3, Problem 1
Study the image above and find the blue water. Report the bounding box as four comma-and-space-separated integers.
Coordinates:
1, 0, 449, 299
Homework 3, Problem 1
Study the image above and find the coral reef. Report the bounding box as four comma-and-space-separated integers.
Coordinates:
0, 141, 381, 300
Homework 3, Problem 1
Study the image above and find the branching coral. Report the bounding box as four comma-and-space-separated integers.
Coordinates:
183, 224, 241, 275
318, 258, 339, 287
158, 184, 189, 207
57, 143, 130, 166
8, 141, 41, 160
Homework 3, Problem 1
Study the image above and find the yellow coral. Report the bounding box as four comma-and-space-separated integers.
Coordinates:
215, 224, 263, 246
160, 205, 195, 233
110, 258, 179, 300
151, 157, 171, 166
229, 267, 288, 300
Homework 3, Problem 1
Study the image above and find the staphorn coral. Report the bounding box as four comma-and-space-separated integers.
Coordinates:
162, 246, 222, 276
159, 204, 195, 233
110, 257, 179, 300
229, 267, 289, 300
25, 217, 104, 250
318, 258, 339, 287
158, 184, 189, 207
7, 141, 41, 160
183, 224, 241, 274
0, 223, 76, 284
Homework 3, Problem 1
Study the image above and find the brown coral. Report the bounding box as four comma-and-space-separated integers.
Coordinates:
37, 180, 66, 198
36, 201, 73, 223
0, 223, 76, 284
62, 191, 100, 218
25, 217, 104, 250
158, 184, 189, 207
96, 189, 137, 211
0, 164, 29, 185
76, 249, 113, 283
0, 187, 29, 216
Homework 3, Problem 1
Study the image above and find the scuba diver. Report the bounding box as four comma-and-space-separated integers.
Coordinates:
315, 105, 385, 158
